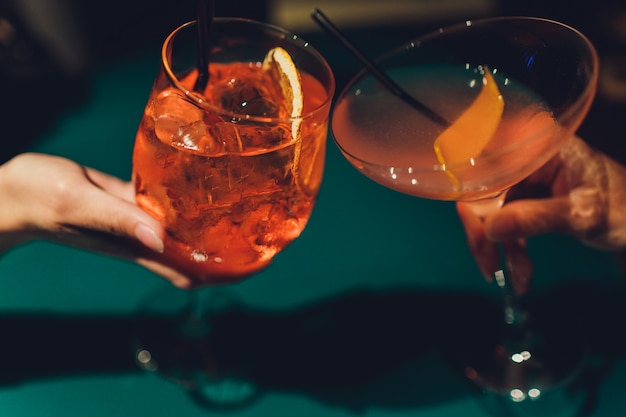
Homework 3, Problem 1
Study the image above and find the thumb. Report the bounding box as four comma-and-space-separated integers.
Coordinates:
61, 183, 165, 254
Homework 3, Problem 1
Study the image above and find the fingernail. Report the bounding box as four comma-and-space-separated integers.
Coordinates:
135, 223, 164, 253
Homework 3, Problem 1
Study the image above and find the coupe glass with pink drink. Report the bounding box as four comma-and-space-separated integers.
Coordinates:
331, 16, 598, 405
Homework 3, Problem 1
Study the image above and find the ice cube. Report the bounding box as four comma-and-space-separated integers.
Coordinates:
154, 90, 204, 144
218, 79, 279, 117
170, 120, 206, 150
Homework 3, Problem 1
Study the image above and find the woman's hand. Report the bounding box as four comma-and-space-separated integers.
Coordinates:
456, 136, 626, 294
0, 153, 197, 288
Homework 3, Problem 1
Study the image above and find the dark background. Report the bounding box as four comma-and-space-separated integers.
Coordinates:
1, 0, 625, 163
0, 2, 625, 412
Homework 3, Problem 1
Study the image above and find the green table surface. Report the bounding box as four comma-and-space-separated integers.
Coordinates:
1, 41, 625, 417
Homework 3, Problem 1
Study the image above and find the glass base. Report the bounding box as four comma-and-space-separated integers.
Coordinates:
461, 302, 589, 414
479, 384, 589, 417
132, 286, 259, 409
464, 330, 587, 400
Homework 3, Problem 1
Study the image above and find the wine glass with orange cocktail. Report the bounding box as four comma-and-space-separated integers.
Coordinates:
329, 16, 598, 403
131, 16, 334, 402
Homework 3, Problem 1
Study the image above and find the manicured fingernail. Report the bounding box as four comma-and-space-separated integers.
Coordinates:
135, 223, 164, 253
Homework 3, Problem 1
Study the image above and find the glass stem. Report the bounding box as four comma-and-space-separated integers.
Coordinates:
462, 193, 527, 327
496, 269, 523, 327
496, 242, 527, 330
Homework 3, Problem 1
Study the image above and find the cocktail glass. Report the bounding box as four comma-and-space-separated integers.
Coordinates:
131, 17, 334, 404
331, 16, 598, 404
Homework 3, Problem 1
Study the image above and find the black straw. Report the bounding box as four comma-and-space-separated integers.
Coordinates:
311, 8, 448, 127
194, 0, 214, 92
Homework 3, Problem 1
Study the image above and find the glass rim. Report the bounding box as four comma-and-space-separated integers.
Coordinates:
161, 18, 336, 124
331, 15, 599, 173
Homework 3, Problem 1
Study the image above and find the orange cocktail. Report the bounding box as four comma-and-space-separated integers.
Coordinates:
132, 19, 334, 284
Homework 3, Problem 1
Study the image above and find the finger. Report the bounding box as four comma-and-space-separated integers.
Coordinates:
136, 256, 198, 289
484, 196, 573, 241
43, 231, 196, 289
83, 166, 136, 203
456, 202, 500, 281
503, 239, 533, 295
77, 167, 165, 252
57, 181, 165, 254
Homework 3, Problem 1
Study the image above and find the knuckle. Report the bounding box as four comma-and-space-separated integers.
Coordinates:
569, 187, 607, 234
49, 177, 81, 216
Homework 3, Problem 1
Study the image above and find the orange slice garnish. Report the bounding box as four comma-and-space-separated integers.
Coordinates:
433, 67, 504, 189
262, 47, 323, 197
262, 47, 304, 140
